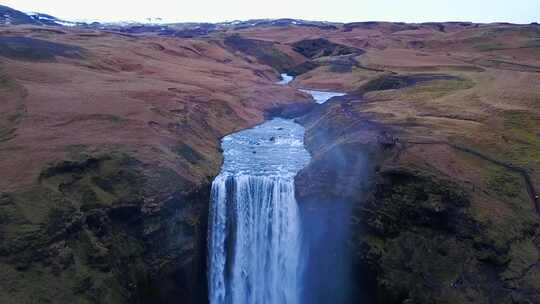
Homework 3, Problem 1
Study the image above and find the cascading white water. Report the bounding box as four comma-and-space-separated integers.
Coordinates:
208, 118, 311, 304
209, 175, 301, 304
299, 89, 346, 104
278, 73, 294, 85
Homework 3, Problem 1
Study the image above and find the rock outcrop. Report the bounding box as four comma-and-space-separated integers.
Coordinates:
1, 154, 210, 303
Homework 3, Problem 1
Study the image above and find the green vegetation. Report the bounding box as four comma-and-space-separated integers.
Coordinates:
485, 165, 523, 198
0, 151, 209, 303
351, 168, 475, 303
502, 110, 540, 166
361, 74, 410, 92
39, 155, 143, 208
0, 68, 27, 142
358, 74, 473, 97
400, 77, 475, 100
501, 239, 539, 281
351, 164, 539, 304
360, 168, 469, 235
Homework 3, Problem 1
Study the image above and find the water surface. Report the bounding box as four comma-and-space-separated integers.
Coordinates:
209, 74, 347, 304
208, 119, 311, 304
277, 73, 294, 85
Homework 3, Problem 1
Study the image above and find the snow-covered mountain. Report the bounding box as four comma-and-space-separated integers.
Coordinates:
0, 4, 36, 25
0, 5, 79, 27
25, 12, 80, 27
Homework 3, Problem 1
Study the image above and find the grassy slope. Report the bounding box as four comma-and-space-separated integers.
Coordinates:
237, 23, 540, 194
234, 22, 540, 303
344, 26, 540, 304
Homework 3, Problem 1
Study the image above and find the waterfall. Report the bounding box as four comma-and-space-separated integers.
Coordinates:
209, 175, 301, 304
278, 73, 294, 85
208, 118, 310, 304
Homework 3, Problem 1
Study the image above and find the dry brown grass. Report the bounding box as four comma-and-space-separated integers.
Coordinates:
0, 25, 311, 192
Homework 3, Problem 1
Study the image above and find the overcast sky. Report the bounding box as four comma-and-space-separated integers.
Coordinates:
2, 0, 539, 23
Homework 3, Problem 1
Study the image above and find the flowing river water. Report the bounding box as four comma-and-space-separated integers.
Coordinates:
208, 74, 346, 304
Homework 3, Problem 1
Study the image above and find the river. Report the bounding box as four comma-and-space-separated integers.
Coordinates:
208, 74, 345, 304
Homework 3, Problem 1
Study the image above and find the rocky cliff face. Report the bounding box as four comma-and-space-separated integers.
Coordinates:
350, 148, 540, 304
295, 97, 540, 304
1, 154, 210, 303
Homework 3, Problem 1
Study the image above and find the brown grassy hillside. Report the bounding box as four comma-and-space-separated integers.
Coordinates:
0, 20, 539, 303
0, 25, 311, 303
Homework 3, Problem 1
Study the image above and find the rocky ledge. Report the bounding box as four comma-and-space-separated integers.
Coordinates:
0, 153, 210, 303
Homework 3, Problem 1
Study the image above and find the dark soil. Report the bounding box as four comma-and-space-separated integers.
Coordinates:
0, 36, 84, 61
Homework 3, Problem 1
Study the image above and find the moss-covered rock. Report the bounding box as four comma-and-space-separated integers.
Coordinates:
0, 153, 210, 304
351, 166, 540, 304
296, 92, 540, 304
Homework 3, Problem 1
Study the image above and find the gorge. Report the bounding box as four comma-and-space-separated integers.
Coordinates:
1, 9, 540, 303
208, 75, 351, 304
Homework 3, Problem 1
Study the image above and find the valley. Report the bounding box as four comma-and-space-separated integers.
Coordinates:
0, 4, 540, 303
